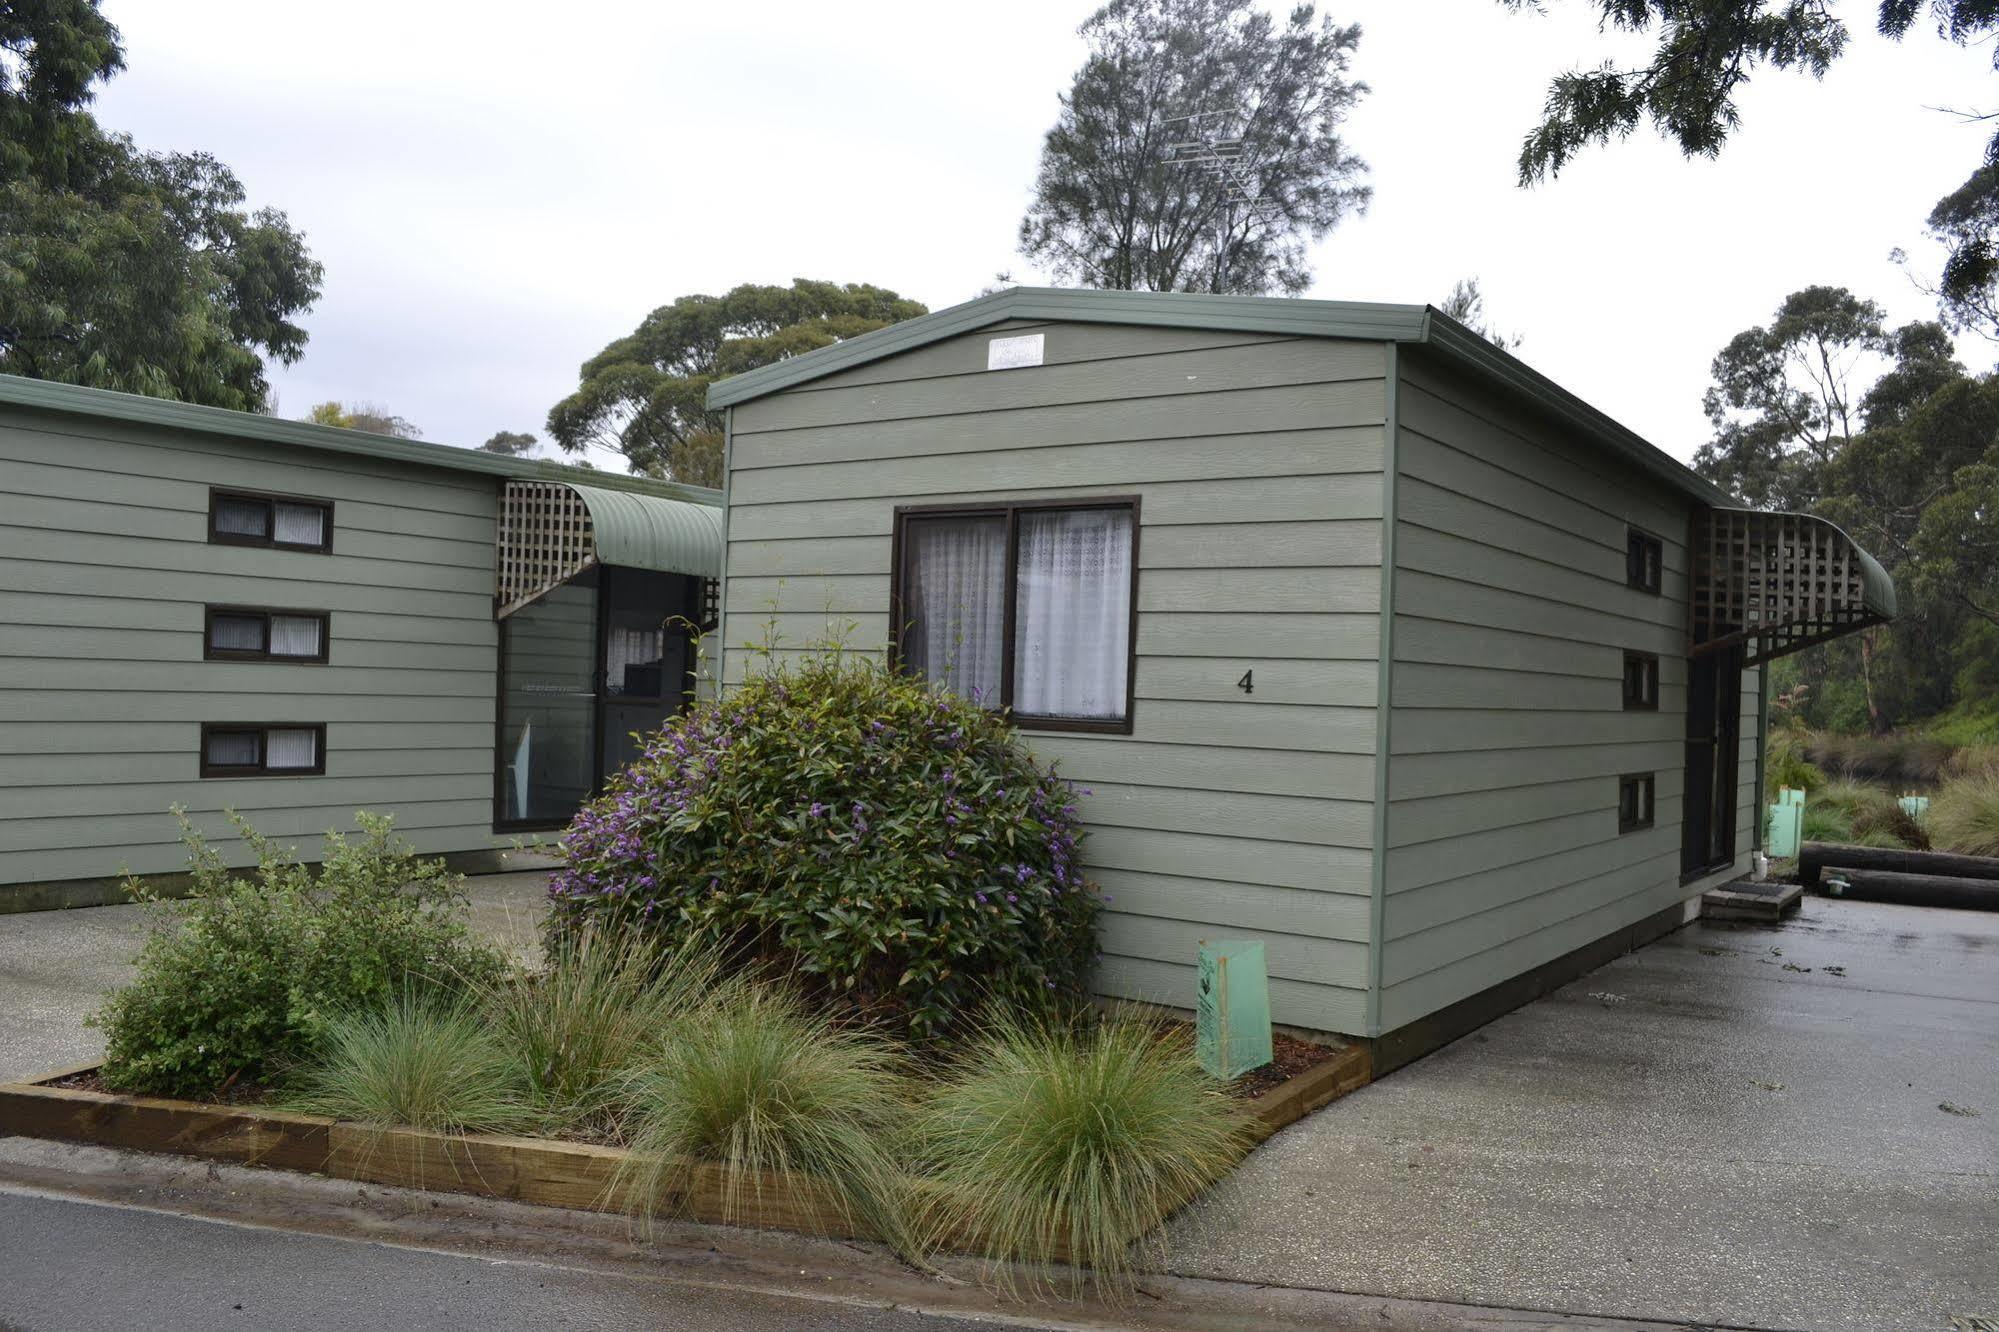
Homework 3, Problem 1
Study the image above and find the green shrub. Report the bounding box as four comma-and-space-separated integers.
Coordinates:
283, 991, 538, 1135
909, 1010, 1251, 1289
550, 648, 1100, 1037
1929, 773, 1999, 857
1764, 729, 1824, 802
96, 810, 504, 1098
487, 929, 719, 1130
613, 978, 911, 1248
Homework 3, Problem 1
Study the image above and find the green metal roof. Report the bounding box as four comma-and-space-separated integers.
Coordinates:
0, 371, 722, 509
706, 285, 1735, 509
567, 482, 723, 577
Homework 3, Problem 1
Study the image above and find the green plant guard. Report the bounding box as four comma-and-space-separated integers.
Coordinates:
1196, 940, 1272, 1082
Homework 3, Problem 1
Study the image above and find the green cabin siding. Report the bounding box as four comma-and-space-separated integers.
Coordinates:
0, 402, 506, 883
1374, 350, 1762, 1031
723, 320, 1389, 1034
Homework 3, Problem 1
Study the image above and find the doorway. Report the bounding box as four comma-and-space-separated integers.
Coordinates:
1682, 644, 1744, 878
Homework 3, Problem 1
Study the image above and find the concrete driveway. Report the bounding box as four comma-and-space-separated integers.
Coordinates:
1167, 896, 1999, 1331
0, 869, 551, 1083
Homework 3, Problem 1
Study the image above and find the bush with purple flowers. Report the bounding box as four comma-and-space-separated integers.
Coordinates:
548, 649, 1099, 1037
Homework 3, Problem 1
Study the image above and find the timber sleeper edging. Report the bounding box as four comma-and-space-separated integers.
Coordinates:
0, 1042, 1370, 1250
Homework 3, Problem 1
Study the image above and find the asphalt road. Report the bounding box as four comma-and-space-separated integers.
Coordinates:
0, 1189, 1001, 1332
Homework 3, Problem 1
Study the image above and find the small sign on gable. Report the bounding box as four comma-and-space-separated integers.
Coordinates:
986, 333, 1045, 370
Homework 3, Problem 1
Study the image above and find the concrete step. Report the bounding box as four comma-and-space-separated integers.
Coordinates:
1701, 878, 1804, 923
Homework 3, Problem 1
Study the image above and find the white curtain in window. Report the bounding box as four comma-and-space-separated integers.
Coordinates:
205, 730, 259, 767
274, 502, 325, 546
1013, 508, 1132, 720
269, 615, 324, 658
606, 624, 665, 695
209, 614, 265, 653
265, 728, 319, 770
214, 497, 268, 538
903, 515, 1006, 704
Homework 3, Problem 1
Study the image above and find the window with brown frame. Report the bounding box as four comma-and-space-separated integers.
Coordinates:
209, 489, 334, 553
1625, 527, 1662, 594
1618, 772, 1655, 833
891, 498, 1139, 733
1622, 650, 1659, 711
204, 606, 330, 663
200, 723, 326, 777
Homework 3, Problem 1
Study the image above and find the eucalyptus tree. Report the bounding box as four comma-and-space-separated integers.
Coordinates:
1018, 0, 1370, 296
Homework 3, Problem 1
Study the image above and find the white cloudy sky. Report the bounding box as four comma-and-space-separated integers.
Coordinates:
97, 0, 1997, 468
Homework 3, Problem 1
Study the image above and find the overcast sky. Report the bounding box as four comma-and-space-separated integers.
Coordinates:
97, 0, 1997, 469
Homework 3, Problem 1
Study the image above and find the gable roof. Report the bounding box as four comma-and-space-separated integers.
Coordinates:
707, 286, 1730, 508
0, 371, 722, 508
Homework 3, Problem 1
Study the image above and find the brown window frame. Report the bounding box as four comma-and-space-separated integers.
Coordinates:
889, 496, 1141, 736
199, 722, 328, 778
1625, 526, 1662, 594
1618, 772, 1656, 833
1621, 650, 1659, 711
208, 488, 335, 554
203, 605, 331, 664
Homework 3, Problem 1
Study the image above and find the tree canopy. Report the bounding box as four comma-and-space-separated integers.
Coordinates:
479, 430, 536, 456
1438, 276, 1523, 349
1501, 1, 1999, 333
1018, 0, 1370, 295
1694, 284, 1999, 733
0, 1, 323, 410
546, 280, 927, 485
306, 402, 420, 438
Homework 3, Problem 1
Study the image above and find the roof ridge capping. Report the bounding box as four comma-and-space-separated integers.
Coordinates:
0, 371, 722, 507
705, 286, 1730, 508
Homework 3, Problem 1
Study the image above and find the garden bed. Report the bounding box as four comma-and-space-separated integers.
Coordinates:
0, 1039, 1370, 1250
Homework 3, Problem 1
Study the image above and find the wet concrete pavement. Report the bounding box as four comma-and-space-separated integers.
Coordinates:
1166, 896, 1999, 1331
0, 868, 551, 1083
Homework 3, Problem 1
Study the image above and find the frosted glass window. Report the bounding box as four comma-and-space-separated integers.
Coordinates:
212, 495, 269, 539
265, 728, 319, 770
208, 613, 266, 654
273, 502, 327, 548
204, 730, 260, 768
269, 615, 324, 658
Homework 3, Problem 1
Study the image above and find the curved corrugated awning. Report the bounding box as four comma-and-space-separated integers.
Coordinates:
1691, 508, 1897, 665
496, 480, 722, 618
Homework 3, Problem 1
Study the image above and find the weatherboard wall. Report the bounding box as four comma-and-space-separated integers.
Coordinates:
721, 319, 1389, 1033
1375, 348, 1762, 1031
0, 401, 506, 885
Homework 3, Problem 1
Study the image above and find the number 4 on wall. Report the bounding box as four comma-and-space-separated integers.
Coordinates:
1236, 669, 1253, 695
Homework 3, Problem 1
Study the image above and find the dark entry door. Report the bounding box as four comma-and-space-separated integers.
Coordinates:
596, 567, 701, 780
1682, 645, 1745, 877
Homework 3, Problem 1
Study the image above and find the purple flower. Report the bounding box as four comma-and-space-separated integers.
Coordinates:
808, 802, 826, 817
1006, 893, 1018, 904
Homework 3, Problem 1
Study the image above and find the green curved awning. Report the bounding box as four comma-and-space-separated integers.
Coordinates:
566, 483, 723, 578
1692, 508, 1897, 665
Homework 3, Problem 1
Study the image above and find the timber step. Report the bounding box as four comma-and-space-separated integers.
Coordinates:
1701, 879, 1804, 923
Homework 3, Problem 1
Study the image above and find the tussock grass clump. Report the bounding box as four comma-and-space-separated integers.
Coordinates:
1929, 773, 1999, 857
614, 979, 911, 1248
284, 992, 538, 1135
487, 930, 718, 1131
1805, 731, 1952, 786
1943, 744, 1999, 781
1812, 780, 1928, 850
910, 1010, 1252, 1290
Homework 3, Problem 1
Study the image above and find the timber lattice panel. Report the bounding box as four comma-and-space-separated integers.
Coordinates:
496, 481, 597, 619
1690, 509, 1881, 666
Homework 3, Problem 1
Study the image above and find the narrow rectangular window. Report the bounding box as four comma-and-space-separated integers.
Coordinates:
1618, 772, 1655, 833
209, 489, 334, 554
204, 607, 329, 662
201, 723, 326, 777
1626, 527, 1662, 594
1622, 650, 1659, 710
893, 499, 1138, 732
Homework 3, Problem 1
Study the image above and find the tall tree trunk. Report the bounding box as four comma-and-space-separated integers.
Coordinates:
1858, 628, 1887, 735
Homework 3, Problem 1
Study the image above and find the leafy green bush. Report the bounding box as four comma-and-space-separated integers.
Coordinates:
487, 929, 718, 1130
97, 810, 504, 1098
1929, 773, 1999, 856
283, 991, 538, 1135
1764, 729, 1824, 802
550, 649, 1100, 1037
613, 977, 911, 1248
910, 1010, 1251, 1289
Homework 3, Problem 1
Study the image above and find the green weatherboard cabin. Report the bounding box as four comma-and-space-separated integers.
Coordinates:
709, 287, 1895, 1049
0, 374, 722, 907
